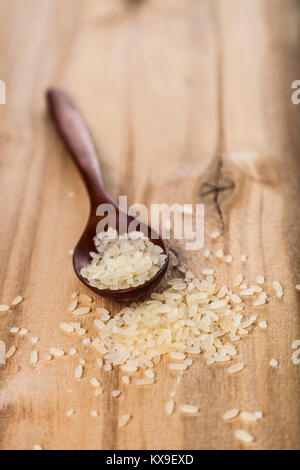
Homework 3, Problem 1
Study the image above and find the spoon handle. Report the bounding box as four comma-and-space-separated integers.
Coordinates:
46, 87, 115, 208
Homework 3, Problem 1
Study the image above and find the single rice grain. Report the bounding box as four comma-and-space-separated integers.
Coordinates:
180, 404, 199, 414
75, 365, 83, 378
222, 408, 239, 420
118, 414, 132, 428
234, 430, 254, 443
12, 296, 23, 306
49, 348, 64, 357
165, 400, 175, 415
228, 362, 244, 374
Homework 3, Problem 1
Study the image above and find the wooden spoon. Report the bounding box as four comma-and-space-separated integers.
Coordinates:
46, 87, 169, 301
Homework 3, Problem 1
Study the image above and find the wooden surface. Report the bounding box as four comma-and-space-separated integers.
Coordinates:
0, 0, 299, 450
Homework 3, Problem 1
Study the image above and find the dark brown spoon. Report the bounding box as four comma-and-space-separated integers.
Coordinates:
46, 87, 169, 301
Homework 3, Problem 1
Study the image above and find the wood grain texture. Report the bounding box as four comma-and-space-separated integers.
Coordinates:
0, 0, 299, 450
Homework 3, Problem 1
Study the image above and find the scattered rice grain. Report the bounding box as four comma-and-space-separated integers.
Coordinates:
165, 400, 175, 415
60, 322, 74, 333
19, 328, 28, 335
222, 408, 239, 420
90, 377, 100, 387
12, 296, 23, 306
254, 411, 263, 420
30, 350, 38, 364
135, 378, 155, 386
6, 346, 16, 359
291, 350, 300, 365
33, 444, 43, 450
240, 411, 257, 422
291, 340, 300, 349
0, 341, 5, 364
210, 231, 220, 240
234, 430, 254, 443
68, 300, 78, 312
169, 363, 187, 371
75, 365, 83, 378
180, 404, 199, 414
10, 327, 19, 334
0, 304, 10, 312
227, 362, 244, 374
73, 307, 90, 316
49, 348, 64, 357
118, 414, 131, 428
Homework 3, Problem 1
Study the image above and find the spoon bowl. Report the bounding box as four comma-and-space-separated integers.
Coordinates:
46, 87, 169, 301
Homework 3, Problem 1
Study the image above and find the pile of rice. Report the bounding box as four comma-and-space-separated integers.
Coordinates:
91, 274, 257, 371
80, 228, 167, 290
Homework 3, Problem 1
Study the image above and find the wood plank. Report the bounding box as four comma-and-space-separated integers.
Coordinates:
0, 0, 299, 450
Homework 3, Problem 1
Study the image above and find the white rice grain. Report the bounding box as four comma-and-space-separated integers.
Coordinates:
90, 377, 100, 387
80, 294, 93, 303
222, 408, 239, 420
30, 350, 38, 364
240, 411, 257, 422
73, 307, 90, 316
68, 300, 78, 312
19, 328, 28, 335
291, 350, 300, 365
75, 365, 83, 378
6, 346, 16, 359
10, 327, 19, 334
118, 414, 132, 428
12, 296, 23, 306
0, 304, 10, 312
49, 348, 64, 357
227, 362, 244, 374
135, 378, 155, 386
233, 274, 243, 287
0, 341, 5, 364
169, 363, 187, 371
234, 430, 254, 443
291, 340, 300, 349
144, 369, 155, 379
180, 404, 199, 414
210, 231, 220, 240
60, 322, 74, 333
165, 400, 175, 415
33, 444, 43, 450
